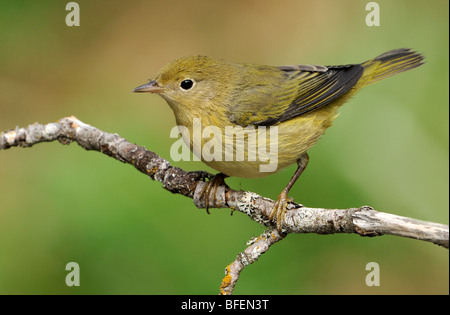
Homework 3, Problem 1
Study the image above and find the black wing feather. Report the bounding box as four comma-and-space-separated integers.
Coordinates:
255, 64, 364, 126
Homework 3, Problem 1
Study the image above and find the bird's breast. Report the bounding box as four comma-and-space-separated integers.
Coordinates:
170, 104, 340, 178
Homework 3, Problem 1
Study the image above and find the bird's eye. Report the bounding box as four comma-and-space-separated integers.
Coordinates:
180, 79, 194, 90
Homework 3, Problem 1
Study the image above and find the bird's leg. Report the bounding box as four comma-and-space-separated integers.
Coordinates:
269, 153, 309, 232
200, 173, 229, 214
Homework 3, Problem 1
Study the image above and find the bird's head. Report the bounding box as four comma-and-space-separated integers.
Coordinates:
133, 55, 238, 114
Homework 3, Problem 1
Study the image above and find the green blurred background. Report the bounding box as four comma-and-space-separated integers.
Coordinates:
0, 0, 448, 294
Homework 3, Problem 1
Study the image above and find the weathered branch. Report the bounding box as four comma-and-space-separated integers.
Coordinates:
1, 116, 448, 294
220, 228, 285, 295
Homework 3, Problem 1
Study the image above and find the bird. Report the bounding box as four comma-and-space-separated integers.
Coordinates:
133, 48, 424, 232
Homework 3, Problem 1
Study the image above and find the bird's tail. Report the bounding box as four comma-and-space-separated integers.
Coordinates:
361, 48, 424, 85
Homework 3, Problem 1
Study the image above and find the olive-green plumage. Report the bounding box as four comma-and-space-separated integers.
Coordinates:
134, 48, 423, 178
134, 48, 424, 230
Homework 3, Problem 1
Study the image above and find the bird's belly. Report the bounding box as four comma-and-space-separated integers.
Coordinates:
199, 106, 339, 178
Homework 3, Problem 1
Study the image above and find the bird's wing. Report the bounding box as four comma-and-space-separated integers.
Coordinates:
227, 64, 364, 127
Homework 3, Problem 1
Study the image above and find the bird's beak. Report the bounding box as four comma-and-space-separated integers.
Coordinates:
133, 80, 164, 93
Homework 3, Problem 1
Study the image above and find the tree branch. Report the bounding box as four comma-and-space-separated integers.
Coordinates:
1, 116, 448, 294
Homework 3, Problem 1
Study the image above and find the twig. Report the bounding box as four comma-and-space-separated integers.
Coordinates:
1, 116, 448, 294
220, 228, 285, 295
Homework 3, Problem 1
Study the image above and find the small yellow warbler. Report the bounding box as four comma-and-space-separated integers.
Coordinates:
134, 48, 424, 231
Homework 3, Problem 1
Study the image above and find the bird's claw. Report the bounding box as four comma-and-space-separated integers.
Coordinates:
269, 190, 289, 232
199, 173, 228, 214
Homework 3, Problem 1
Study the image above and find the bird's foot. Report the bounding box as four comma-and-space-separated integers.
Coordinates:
199, 173, 229, 214
269, 190, 292, 232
